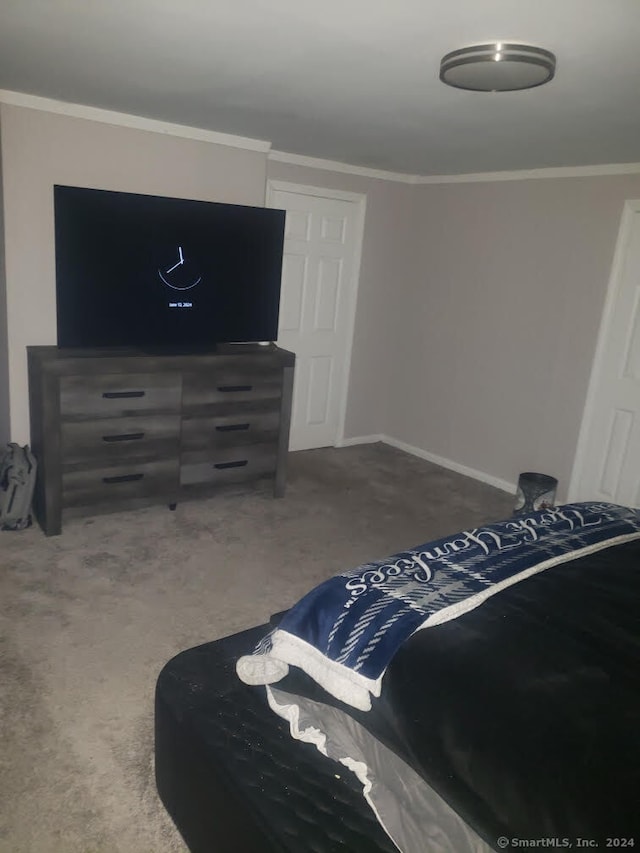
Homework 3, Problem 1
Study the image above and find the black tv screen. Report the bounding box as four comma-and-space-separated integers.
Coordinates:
53, 185, 285, 350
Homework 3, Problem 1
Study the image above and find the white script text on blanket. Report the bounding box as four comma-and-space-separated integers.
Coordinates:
236, 503, 640, 710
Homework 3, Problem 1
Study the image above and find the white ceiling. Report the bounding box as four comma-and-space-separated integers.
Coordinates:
1, 0, 639, 177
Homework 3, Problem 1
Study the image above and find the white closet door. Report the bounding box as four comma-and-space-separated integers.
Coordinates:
571, 202, 640, 506
269, 185, 365, 451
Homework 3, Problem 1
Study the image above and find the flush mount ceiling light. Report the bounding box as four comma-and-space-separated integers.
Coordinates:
440, 43, 556, 92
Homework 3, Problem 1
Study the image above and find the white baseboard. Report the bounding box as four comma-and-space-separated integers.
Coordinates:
337, 433, 384, 447
338, 433, 516, 495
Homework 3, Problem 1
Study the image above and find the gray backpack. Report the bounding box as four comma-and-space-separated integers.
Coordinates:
0, 443, 37, 531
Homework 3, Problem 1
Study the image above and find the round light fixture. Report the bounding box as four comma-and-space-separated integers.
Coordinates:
440, 43, 556, 92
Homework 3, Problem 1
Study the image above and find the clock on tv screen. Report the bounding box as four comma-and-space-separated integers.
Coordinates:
53, 185, 286, 350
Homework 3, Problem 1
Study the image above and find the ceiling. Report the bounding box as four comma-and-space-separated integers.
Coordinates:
1, 0, 639, 177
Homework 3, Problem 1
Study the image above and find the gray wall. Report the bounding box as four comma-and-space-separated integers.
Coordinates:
267, 163, 640, 501
388, 175, 640, 498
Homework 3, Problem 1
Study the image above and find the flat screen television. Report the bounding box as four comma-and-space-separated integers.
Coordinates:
53, 185, 286, 351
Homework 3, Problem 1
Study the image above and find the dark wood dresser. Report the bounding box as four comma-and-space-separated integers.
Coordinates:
27, 345, 295, 535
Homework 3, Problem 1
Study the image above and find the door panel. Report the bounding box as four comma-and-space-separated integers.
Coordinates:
279, 254, 306, 332
306, 356, 332, 425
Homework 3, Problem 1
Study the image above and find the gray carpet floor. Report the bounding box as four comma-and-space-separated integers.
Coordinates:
0, 443, 513, 853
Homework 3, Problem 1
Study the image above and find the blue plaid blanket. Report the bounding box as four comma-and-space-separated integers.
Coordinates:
237, 502, 640, 710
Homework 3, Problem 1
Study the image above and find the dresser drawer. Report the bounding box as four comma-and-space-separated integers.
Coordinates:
60, 372, 181, 419
61, 415, 181, 468
181, 409, 280, 455
180, 444, 277, 487
182, 366, 282, 410
62, 459, 179, 509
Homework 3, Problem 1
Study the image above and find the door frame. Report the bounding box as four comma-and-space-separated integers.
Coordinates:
568, 198, 640, 501
265, 180, 367, 448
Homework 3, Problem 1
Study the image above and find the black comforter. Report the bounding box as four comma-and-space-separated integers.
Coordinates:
277, 538, 640, 848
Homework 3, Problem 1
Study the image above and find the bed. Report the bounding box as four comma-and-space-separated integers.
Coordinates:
155, 502, 640, 852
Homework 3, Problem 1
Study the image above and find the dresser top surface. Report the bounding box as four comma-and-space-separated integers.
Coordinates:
27, 344, 295, 374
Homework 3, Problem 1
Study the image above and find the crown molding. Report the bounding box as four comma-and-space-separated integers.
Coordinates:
2, 89, 639, 183
270, 149, 640, 185
412, 162, 640, 183
0, 89, 271, 152
268, 149, 417, 183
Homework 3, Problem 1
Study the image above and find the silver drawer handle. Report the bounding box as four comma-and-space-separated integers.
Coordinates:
215, 423, 250, 432
102, 473, 144, 484
102, 432, 145, 442
102, 390, 145, 399
213, 460, 248, 470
